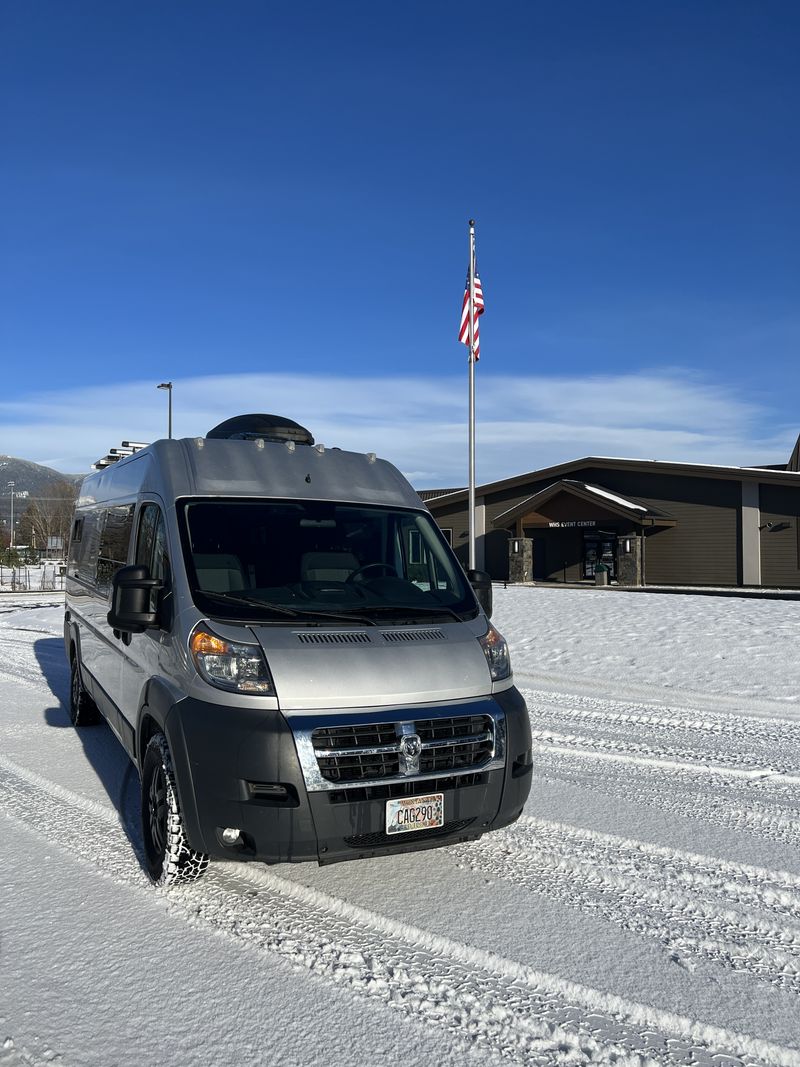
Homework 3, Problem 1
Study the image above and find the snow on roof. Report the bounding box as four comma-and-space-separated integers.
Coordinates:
578, 483, 647, 512
590, 456, 799, 475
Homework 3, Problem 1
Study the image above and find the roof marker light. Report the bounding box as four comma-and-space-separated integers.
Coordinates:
285, 440, 296, 453
255, 438, 265, 450
314, 444, 325, 454
366, 452, 376, 464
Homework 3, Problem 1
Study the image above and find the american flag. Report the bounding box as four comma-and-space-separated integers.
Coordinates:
458, 267, 485, 360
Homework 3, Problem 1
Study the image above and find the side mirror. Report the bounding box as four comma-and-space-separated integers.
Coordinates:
467, 569, 493, 618
108, 564, 162, 634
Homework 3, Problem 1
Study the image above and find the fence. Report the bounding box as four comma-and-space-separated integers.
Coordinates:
0, 565, 66, 593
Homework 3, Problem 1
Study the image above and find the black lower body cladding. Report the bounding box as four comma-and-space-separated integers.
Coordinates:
164, 686, 532, 865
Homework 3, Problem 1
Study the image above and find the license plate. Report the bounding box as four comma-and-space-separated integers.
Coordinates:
385, 793, 444, 835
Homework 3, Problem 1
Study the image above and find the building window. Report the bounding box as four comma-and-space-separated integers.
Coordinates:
440, 528, 453, 547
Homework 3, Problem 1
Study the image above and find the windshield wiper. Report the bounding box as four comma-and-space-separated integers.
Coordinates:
199, 590, 378, 627
200, 590, 304, 616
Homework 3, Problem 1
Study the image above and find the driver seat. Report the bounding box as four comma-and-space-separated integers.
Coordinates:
193, 553, 248, 592
300, 551, 359, 582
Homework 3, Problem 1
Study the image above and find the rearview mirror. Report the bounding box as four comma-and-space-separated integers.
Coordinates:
108, 564, 162, 634
467, 569, 493, 618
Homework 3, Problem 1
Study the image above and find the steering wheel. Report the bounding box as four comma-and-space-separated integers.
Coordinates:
346, 562, 398, 583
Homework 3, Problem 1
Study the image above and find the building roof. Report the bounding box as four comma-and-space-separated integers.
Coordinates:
492, 479, 676, 529
789, 433, 800, 473
425, 454, 800, 510
417, 487, 466, 502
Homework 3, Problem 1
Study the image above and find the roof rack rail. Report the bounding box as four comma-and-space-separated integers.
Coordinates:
92, 441, 149, 471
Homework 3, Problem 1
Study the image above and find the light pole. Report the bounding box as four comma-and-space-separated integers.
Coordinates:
157, 382, 173, 439
7, 481, 15, 549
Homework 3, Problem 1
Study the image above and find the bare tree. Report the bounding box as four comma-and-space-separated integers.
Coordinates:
17, 482, 77, 557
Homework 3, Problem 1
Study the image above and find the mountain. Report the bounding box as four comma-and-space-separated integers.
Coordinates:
0, 455, 83, 546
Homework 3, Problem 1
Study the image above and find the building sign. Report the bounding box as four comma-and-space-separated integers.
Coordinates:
547, 520, 597, 529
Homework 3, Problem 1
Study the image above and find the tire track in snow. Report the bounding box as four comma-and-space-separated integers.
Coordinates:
455, 818, 800, 994
523, 688, 800, 746
513, 672, 800, 719
529, 742, 800, 846
0, 1037, 63, 1067
516, 818, 800, 920
529, 732, 800, 790
525, 719, 800, 781
523, 687, 800, 781
0, 755, 797, 1067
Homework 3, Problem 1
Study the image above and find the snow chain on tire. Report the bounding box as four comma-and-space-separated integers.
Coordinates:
142, 732, 209, 887
69, 654, 100, 726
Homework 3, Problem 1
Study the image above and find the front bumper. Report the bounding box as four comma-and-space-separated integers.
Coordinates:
164, 686, 532, 865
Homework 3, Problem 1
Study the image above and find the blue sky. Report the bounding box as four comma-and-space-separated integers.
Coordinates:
1, 1, 798, 485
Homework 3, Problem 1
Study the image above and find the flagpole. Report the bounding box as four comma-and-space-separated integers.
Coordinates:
467, 219, 477, 572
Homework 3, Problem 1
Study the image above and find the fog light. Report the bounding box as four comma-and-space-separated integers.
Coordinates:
221, 827, 241, 846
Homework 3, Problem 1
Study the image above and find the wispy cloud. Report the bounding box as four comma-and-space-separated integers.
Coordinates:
0, 371, 794, 487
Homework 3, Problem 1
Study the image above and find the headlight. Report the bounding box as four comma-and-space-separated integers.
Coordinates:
190, 627, 273, 694
478, 623, 511, 681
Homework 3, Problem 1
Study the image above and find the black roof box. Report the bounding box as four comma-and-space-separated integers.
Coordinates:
206, 414, 315, 446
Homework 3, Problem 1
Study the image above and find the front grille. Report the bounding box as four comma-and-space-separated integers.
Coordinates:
316, 749, 399, 782
311, 713, 495, 785
344, 818, 476, 849
328, 772, 486, 805
417, 715, 494, 773
313, 723, 397, 749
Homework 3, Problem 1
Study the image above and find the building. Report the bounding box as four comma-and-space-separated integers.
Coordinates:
422, 433, 800, 589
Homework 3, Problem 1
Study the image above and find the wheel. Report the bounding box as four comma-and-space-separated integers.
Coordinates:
141, 732, 209, 887
69, 653, 100, 726
346, 562, 398, 583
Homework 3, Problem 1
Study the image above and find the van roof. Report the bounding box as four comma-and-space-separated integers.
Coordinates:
77, 436, 423, 511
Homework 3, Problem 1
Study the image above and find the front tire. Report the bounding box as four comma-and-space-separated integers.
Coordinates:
69, 654, 100, 726
141, 733, 209, 886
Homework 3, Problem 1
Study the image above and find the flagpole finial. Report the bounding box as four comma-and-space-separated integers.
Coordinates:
469, 218, 475, 226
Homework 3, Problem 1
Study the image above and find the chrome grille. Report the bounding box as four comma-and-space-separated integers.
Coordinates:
310, 713, 495, 785
327, 772, 486, 805
313, 723, 397, 749
417, 715, 494, 772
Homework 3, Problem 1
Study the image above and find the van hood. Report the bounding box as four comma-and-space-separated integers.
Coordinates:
250, 623, 491, 712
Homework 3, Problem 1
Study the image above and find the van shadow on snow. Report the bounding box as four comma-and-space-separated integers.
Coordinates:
33, 637, 145, 870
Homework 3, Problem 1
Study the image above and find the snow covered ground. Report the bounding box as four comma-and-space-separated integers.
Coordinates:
2, 586, 800, 1066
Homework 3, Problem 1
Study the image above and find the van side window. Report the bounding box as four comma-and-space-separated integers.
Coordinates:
69, 509, 102, 583
135, 504, 170, 606
96, 505, 135, 594
152, 513, 170, 584
135, 505, 158, 571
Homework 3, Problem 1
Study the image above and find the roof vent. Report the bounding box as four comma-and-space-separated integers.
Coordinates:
206, 414, 314, 446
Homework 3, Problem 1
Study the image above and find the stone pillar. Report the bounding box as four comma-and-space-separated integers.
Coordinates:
616, 534, 643, 586
508, 537, 533, 583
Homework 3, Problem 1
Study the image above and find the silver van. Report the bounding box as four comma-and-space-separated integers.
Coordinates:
64, 415, 532, 886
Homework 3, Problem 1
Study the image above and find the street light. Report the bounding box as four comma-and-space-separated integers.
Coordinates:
7, 481, 15, 549
157, 382, 173, 439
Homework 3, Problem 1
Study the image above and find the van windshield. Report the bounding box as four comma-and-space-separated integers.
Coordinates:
179, 499, 478, 623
